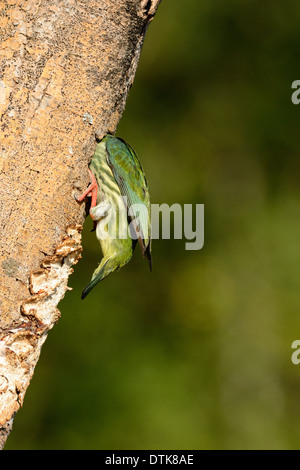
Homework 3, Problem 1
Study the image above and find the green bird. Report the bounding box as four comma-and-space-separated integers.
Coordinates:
76, 134, 152, 299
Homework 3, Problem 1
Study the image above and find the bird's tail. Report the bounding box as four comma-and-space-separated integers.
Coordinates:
81, 249, 133, 299
81, 280, 98, 299
81, 260, 109, 299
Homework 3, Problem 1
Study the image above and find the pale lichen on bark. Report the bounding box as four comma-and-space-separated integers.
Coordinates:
0, 224, 82, 433
0, 0, 161, 449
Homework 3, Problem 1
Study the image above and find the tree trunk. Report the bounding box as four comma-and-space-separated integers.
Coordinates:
0, 0, 160, 449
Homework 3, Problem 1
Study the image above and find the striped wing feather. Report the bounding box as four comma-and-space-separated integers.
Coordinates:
104, 136, 152, 268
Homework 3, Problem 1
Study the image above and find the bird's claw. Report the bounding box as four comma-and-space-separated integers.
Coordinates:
75, 169, 98, 219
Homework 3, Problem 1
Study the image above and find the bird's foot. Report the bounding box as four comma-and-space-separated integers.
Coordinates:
75, 169, 98, 219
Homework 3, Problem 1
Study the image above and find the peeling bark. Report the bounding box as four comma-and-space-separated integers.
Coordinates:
0, 0, 161, 448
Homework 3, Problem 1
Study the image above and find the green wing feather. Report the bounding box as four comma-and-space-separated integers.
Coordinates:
103, 135, 152, 269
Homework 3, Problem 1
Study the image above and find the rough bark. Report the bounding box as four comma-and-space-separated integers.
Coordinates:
0, 0, 160, 448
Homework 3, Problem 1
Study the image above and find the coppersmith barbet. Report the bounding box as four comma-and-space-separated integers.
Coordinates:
76, 135, 151, 299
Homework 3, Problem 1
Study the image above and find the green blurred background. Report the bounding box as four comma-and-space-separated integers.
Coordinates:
6, 0, 300, 449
